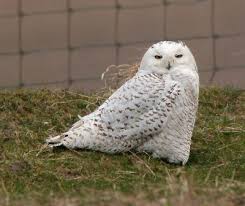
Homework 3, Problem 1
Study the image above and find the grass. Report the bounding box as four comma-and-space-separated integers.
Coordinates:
0, 87, 244, 206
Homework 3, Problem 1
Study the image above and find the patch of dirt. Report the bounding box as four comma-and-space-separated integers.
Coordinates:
9, 161, 31, 174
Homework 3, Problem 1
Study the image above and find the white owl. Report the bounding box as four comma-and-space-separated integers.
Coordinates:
46, 41, 199, 165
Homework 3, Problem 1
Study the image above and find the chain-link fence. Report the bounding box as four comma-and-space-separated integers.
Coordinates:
0, 0, 244, 91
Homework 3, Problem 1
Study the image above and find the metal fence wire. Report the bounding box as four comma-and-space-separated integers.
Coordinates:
0, 0, 244, 89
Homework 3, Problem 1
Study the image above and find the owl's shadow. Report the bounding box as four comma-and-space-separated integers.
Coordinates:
187, 149, 211, 166
49, 146, 201, 166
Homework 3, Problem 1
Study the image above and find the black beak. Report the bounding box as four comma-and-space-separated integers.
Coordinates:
167, 62, 171, 70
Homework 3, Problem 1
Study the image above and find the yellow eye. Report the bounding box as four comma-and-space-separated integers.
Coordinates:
154, 55, 162, 59
175, 54, 183, 58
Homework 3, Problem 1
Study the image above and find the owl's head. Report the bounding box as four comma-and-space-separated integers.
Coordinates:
139, 41, 197, 75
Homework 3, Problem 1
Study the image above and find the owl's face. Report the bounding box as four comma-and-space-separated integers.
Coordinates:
140, 41, 197, 75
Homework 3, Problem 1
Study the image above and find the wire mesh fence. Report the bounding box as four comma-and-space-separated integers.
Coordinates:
0, 0, 244, 90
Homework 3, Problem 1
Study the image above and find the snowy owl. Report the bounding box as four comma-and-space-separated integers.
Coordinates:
46, 41, 199, 165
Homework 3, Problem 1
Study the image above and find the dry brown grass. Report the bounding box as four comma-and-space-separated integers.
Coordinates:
101, 63, 139, 90
0, 63, 244, 206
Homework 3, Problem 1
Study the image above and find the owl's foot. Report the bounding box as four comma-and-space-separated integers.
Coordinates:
152, 152, 188, 165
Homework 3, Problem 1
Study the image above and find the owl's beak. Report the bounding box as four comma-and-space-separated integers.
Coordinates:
167, 62, 171, 70
161, 55, 172, 70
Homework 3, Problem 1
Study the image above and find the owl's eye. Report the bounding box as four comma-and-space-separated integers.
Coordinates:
175, 54, 183, 58
154, 55, 162, 59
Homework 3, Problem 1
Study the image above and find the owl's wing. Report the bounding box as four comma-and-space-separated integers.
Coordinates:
93, 73, 181, 142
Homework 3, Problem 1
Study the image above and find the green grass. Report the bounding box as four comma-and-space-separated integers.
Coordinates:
0, 87, 244, 206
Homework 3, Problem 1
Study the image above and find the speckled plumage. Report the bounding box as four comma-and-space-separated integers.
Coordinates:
46, 41, 199, 165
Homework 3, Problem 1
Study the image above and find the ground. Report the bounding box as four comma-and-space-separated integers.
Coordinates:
0, 87, 244, 206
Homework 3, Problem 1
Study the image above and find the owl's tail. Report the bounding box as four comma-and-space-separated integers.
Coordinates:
46, 123, 96, 149
46, 135, 63, 147
46, 130, 80, 148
